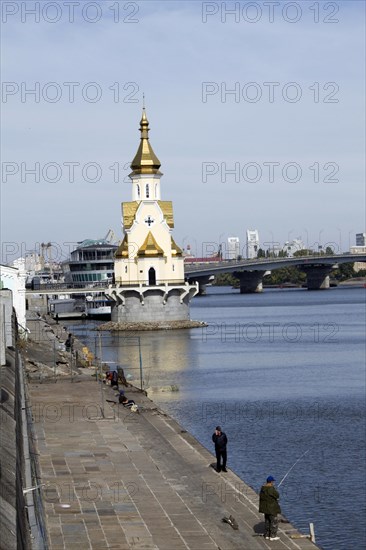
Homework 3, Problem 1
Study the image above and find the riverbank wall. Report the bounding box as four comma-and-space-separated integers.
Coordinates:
0, 297, 45, 550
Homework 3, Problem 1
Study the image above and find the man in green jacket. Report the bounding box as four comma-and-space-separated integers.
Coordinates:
259, 476, 281, 541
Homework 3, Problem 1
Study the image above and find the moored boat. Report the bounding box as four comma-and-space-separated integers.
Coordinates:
85, 295, 112, 319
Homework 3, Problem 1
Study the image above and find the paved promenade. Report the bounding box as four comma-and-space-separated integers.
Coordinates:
28, 375, 319, 550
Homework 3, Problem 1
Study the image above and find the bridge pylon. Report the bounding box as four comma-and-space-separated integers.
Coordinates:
300, 265, 336, 290
233, 270, 269, 294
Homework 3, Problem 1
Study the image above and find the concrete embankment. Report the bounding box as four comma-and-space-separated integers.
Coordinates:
23, 313, 94, 381
23, 315, 321, 550
338, 277, 366, 286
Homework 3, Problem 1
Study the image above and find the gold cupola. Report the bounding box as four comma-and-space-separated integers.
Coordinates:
130, 109, 162, 176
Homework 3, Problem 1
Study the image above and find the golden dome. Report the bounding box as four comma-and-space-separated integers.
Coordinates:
130, 108, 161, 176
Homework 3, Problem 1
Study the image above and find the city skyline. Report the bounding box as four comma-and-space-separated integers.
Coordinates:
5, 228, 362, 268
2, 1, 365, 264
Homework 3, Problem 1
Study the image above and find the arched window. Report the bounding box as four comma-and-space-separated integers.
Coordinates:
137, 184, 140, 198
155, 183, 158, 197
146, 184, 150, 198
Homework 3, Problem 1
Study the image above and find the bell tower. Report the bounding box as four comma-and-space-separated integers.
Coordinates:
129, 108, 162, 201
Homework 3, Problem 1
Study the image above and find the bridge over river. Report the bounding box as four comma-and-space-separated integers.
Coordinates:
184, 253, 366, 293
26, 253, 365, 297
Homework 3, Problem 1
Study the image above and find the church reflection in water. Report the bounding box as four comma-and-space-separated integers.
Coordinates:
104, 329, 201, 398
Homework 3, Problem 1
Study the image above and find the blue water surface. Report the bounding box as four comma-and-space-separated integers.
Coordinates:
70, 286, 366, 550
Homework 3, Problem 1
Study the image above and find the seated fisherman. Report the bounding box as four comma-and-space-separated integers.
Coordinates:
119, 393, 136, 408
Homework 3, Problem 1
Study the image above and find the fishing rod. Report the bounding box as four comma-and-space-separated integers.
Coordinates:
278, 449, 310, 487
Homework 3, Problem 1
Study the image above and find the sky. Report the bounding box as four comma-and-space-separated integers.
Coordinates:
1, 0, 365, 263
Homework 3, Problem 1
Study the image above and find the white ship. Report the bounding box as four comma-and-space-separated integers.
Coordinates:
63, 237, 117, 287
61, 233, 118, 320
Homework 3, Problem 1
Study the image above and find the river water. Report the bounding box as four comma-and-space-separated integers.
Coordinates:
69, 286, 366, 550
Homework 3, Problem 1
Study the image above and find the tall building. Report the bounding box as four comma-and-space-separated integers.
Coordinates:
108, 109, 198, 322
356, 233, 366, 246
227, 237, 240, 260
246, 230, 259, 259
12, 252, 43, 273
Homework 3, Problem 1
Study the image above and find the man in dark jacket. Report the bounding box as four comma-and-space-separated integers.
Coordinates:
65, 333, 74, 353
259, 476, 281, 541
212, 426, 228, 472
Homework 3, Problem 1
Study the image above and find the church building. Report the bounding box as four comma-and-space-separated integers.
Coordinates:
107, 109, 198, 323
